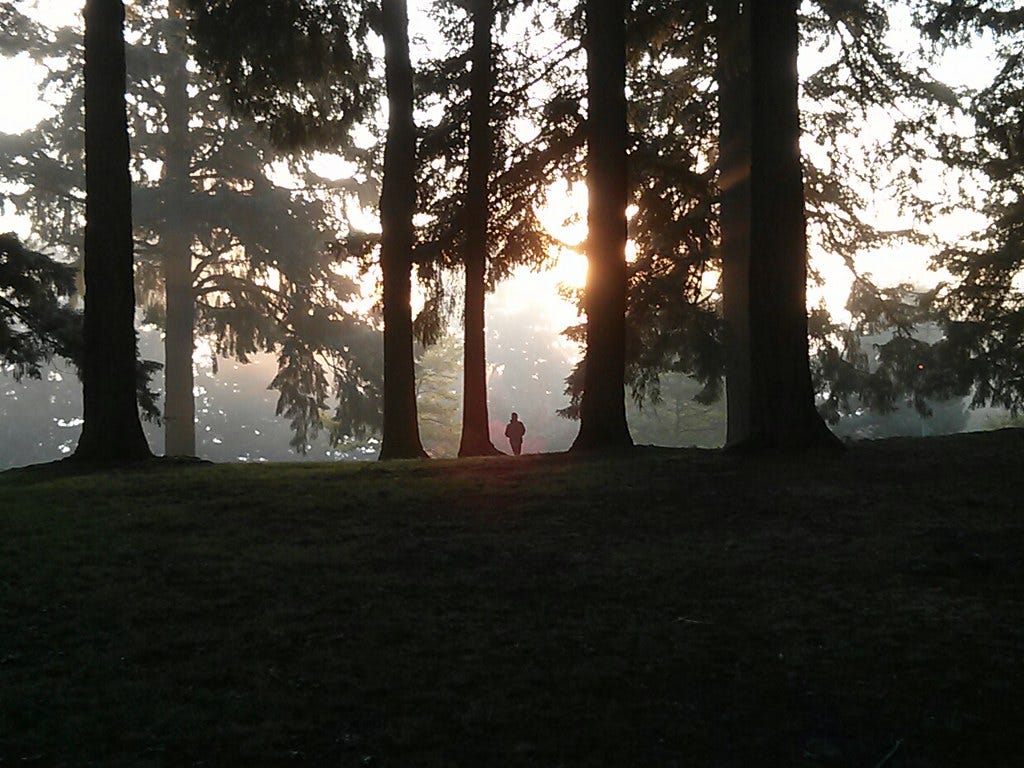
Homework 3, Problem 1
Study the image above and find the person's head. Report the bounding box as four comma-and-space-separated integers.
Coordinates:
510, 412, 518, 421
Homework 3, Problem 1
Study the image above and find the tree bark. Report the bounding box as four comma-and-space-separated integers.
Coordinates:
458, 0, 502, 457
75, 0, 152, 463
378, 0, 427, 460
715, 0, 753, 448
570, 0, 633, 452
162, 0, 196, 457
741, 0, 841, 452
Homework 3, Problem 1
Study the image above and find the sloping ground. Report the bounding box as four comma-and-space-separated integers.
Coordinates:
1, 430, 1022, 766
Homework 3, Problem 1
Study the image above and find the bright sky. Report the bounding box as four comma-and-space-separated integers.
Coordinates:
0, 0, 1003, 333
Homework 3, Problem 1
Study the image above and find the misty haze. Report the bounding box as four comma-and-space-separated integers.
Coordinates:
2, 0, 1022, 765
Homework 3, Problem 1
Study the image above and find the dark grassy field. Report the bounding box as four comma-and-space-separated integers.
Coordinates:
1, 430, 1022, 767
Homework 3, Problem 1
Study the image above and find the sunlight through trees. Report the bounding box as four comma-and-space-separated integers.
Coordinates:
1, 0, 1021, 463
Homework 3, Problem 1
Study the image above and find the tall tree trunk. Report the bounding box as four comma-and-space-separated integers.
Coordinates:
75, 0, 152, 463
458, 0, 502, 457
715, 0, 752, 447
162, 0, 196, 457
378, 0, 427, 460
743, 0, 840, 451
570, 0, 633, 452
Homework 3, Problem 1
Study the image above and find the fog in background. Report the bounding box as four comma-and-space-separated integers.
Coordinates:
0, 1, 1013, 469
4, 272, 712, 468
1, 271, 1006, 469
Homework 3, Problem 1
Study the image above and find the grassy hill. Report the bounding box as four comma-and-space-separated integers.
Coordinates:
2, 430, 1022, 766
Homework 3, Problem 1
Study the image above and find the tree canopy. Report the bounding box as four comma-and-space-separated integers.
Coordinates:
0, 233, 79, 381
2, 0, 1022, 461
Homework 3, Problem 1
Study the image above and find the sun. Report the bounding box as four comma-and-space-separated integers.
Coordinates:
536, 182, 649, 292
547, 249, 588, 290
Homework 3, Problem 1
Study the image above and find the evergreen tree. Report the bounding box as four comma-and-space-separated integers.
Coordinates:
714, 0, 751, 447
184, 0, 375, 151
415, 0, 578, 455
918, 2, 1024, 414
560, 2, 724, 425
185, 0, 427, 459
1, 0, 380, 456
570, 0, 634, 452
789, 2, 1023, 427
0, 233, 79, 380
740, 0, 840, 451
377, 0, 428, 459
75, 0, 152, 463
147, 0, 379, 456
456, 0, 503, 457
557, 2, 975, 443
756, 1, 985, 430
161, 0, 197, 455
415, 334, 465, 457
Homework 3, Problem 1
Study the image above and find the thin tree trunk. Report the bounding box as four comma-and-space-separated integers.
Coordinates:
570, 0, 633, 452
743, 0, 840, 451
75, 0, 152, 463
458, 0, 502, 457
378, 0, 427, 460
162, 0, 196, 457
715, 0, 752, 447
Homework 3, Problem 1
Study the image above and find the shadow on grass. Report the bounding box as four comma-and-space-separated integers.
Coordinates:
1, 429, 1021, 764
1, 454, 213, 485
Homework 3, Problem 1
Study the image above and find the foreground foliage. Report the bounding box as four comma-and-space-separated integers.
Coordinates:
1, 430, 1022, 766
0, 233, 78, 380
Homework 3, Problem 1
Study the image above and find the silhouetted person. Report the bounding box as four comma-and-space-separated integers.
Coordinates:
505, 412, 526, 455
